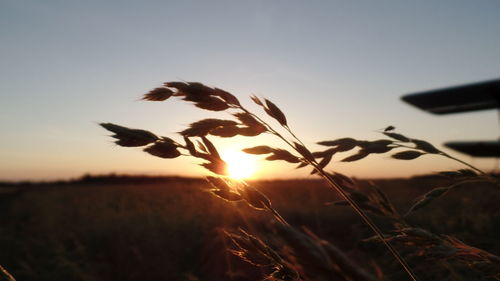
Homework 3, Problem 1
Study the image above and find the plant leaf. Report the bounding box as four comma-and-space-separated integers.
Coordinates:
358, 139, 393, 154
209, 125, 240, 137
384, 126, 395, 132
237, 125, 266, 137
406, 187, 451, 215
392, 150, 424, 160
193, 96, 229, 111
142, 87, 174, 101
213, 87, 240, 106
240, 185, 272, 211
383, 132, 410, 142
201, 136, 220, 159
242, 146, 274, 155
264, 99, 287, 126
201, 159, 228, 175
100, 123, 159, 147
294, 142, 314, 162
295, 162, 308, 169
143, 140, 180, 159
164, 81, 189, 91
233, 112, 260, 126
341, 151, 369, 162
181, 119, 238, 137
317, 138, 357, 150
250, 95, 263, 106
265, 149, 300, 163
411, 139, 440, 154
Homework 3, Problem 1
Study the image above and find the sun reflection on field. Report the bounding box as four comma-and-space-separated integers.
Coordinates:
220, 149, 257, 179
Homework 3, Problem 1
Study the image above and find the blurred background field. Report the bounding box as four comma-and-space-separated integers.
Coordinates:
0, 175, 499, 281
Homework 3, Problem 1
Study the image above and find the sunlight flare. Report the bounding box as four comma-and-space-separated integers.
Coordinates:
220, 149, 257, 179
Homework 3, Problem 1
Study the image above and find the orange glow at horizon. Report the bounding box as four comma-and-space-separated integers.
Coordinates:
220, 149, 258, 179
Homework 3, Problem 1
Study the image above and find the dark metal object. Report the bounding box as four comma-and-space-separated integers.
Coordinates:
402, 78, 500, 158
402, 79, 500, 114
444, 141, 500, 157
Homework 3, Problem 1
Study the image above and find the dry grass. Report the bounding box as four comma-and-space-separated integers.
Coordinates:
2, 81, 499, 280
97, 81, 500, 281
0, 177, 499, 281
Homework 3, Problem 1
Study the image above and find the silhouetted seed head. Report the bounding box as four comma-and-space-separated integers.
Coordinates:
311, 154, 333, 174
312, 147, 339, 158
225, 230, 256, 252
250, 95, 263, 106
358, 139, 393, 154
238, 125, 267, 137
163, 81, 189, 91
240, 186, 272, 211
206, 176, 242, 201
229, 249, 273, 266
211, 189, 243, 202
330, 172, 355, 185
295, 161, 308, 169
181, 119, 238, 137
100, 123, 158, 147
206, 176, 231, 191
294, 142, 314, 162
143, 140, 180, 159
213, 88, 240, 106
406, 186, 451, 215
233, 112, 260, 126
264, 99, 287, 126
209, 125, 240, 137
317, 138, 358, 149
193, 96, 229, 111
183, 136, 199, 156
266, 149, 301, 163
184, 82, 214, 97
242, 146, 274, 155
348, 190, 370, 203
392, 150, 424, 160
384, 126, 395, 132
439, 169, 478, 178
383, 132, 410, 142
164, 82, 232, 111
142, 87, 174, 101
201, 136, 220, 159
195, 140, 208, 153
341, 151, 370, 162
225, 229, 284, 268
201, 158, 228, 175
411, 139, 440, 154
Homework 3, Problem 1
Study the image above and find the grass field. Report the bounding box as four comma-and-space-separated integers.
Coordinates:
0, 176, 499, 281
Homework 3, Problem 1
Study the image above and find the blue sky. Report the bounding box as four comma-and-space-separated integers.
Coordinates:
1, 0, 499, 180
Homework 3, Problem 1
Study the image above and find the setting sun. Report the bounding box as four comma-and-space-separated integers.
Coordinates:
220, 150, 258, 179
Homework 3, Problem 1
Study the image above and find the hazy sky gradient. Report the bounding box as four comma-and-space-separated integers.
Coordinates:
1, 0, 499, 180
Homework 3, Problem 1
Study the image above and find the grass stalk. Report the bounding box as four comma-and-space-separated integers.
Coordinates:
0, 265, 16, 281
245, 107, 421, 281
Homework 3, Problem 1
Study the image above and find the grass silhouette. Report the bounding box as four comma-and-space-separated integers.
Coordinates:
96, 81, 500, 281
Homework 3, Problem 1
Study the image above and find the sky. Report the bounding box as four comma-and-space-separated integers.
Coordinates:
1, 0, 499, 181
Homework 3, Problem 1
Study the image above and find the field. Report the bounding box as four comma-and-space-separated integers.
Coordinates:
0, 176, 499, 281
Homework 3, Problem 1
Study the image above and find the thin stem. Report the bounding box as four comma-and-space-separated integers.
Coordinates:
313, 166, 419, 281
242, 104, 419, 281
0, 265, 16, 281
240, 178, 290, 226
392, 144, 491, 178
440, 152, 488, 176
285, 125, 308, 149
268, 207, 290, 226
